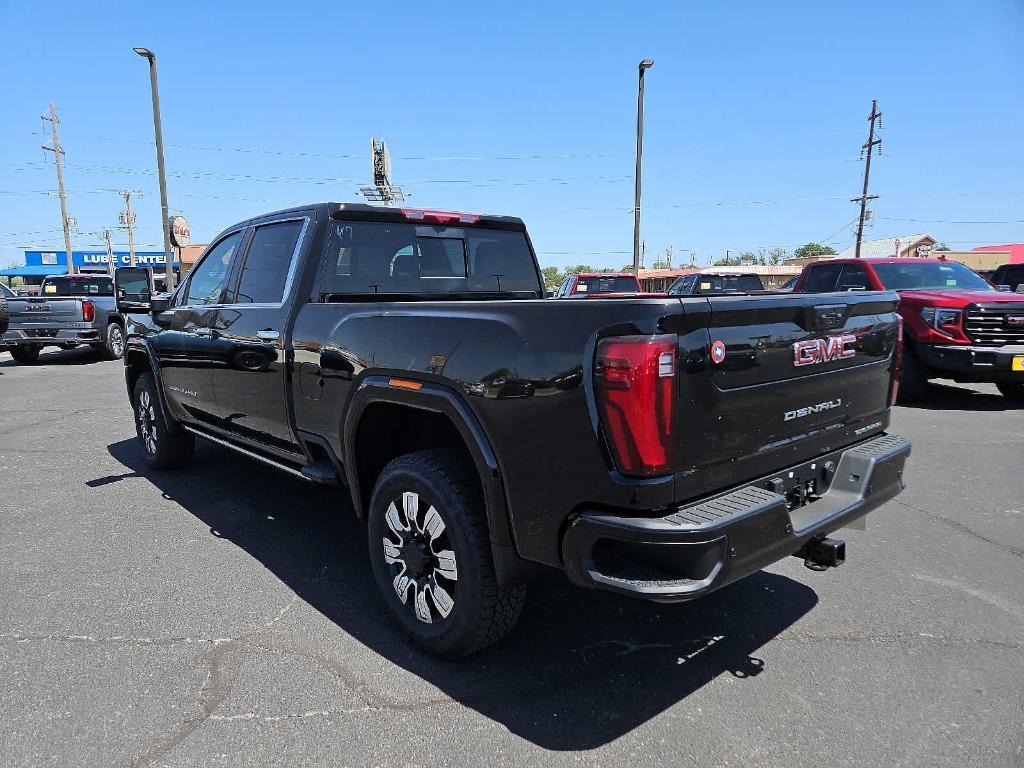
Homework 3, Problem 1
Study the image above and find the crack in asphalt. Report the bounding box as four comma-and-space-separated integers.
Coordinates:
894, 499, 1024, 559
123, 631, 453, 768
778, 630, 1024, 652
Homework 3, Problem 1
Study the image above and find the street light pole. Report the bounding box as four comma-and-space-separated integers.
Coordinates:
134, 47, 175, 290
633, 59, 654, 275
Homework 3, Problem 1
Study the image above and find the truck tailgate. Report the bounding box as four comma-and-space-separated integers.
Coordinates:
674, 291, 900, 500
7, 297, 82, 328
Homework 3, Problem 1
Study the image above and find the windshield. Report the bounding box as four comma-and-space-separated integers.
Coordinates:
0, 282, 13, 299
41, 277, 114, 296
321, 221, 541, 296
872, 261, 994, 292
574, 276, 638, 294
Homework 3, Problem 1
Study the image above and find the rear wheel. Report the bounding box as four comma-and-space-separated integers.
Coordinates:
133, 372, 194, 470
996, 381, 1024, 400
102, 322, 125, 360
897, 345, 928, 403
367, 450, 525, 657
9, 345, 40, 364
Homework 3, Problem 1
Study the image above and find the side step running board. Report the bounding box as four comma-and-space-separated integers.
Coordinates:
180, 425, 313, 482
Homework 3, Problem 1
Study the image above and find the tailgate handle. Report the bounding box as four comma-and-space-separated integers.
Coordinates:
808, 304, 847, 331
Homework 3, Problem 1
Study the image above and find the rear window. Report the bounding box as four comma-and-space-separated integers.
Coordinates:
321, 221, 540, 296
573, 276, 638, 294
872, 261, 993, 292
42, 277, 114, 296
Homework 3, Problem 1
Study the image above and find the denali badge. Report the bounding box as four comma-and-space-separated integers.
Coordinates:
785, 398, 843, 421
793, 334, 856, 367
1007, 316, 1024, 327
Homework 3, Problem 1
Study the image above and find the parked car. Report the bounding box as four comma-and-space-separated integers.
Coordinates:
553, 272, 641, 297
116, 203, 910, 657
792, 257, 1024, 401
1, 274, 126, 363
991, 263, 1024, 293
0, 284, 9, 336
667, 272, 766, 295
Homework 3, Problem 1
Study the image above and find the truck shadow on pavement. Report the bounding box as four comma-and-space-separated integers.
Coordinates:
900, 382, 1023, 411
105, 438, 818, 751
0, 347, 107, 368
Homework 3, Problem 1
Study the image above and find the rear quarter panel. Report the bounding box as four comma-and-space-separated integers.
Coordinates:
291, 298, 687, 566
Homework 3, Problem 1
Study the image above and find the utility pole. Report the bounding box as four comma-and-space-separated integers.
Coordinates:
102, 229, 115, 276
633, 59, 654, 273
120, 190, 141, 266
852, 99, 882, 259
41, 103, 75, 274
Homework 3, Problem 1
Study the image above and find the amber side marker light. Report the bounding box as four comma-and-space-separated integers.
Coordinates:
389, 378, 423, 391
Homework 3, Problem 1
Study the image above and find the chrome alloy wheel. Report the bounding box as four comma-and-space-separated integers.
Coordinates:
382, 491, 458, 624
108, 325, 125, 357
137, 389, 158, 456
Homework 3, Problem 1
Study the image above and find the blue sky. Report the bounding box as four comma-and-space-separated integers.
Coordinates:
1, 0, 1022, 270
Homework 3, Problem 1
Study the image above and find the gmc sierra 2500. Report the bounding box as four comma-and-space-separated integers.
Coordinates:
116, 203, 911, 656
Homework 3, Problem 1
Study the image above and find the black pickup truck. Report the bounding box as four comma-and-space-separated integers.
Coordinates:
115, 203, 911, 656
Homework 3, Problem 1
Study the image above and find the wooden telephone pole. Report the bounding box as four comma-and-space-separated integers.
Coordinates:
120, 190, 141, 267
852, 100, 882, 258
41, 103, 75, 274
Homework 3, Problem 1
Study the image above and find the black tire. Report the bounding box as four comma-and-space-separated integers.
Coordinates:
367, 450, 526, 657
133, 372, 194, 470
996, 381, 1024, 400
102, 322, 125, 360
9, 345, 40, 364
897, 345, 929, 403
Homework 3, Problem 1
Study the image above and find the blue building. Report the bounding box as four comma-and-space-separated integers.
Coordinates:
0, 249, 182, 289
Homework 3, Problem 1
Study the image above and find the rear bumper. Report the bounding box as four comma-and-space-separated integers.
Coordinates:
917, 343, 1024, 382
561, 433, 911, 601
1, 326, 101, 347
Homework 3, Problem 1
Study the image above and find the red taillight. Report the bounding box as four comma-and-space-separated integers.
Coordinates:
400, 208, 480, 225
889, 316, 904, 406
82, 300, 95, 322
594, 335, 677, 477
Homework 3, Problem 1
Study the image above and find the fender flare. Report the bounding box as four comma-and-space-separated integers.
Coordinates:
342, 375, 515, 552
123, 338, 180, 433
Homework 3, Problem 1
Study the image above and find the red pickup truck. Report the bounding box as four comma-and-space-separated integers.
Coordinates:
793, 257, 1024, 401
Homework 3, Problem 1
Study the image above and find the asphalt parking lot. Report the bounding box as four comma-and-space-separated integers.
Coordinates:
1, 347, 1021, 768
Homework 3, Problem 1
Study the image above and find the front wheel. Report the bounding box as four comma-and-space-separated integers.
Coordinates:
133, 372, 194, 470
996, 381, 1024, 400
367, 450, 525, 657
8, 345, 40, 364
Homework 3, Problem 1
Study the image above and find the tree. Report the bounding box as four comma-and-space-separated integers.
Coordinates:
794, 242, 837, 260
767, 246, 789, 265
540, 265, 563, 290
933, 242, 951, 252
651, 260, 671, 270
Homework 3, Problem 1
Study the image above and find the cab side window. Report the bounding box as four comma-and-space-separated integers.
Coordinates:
231, 220, 304, 304
802, 263, 843, 293
181, 232, 242, 306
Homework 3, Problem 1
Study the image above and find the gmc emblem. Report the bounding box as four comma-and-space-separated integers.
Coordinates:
1007, 316, 1024, 327
793, 334, 857, 367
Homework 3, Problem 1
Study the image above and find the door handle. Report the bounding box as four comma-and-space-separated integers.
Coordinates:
256, 329, 280, 342
194, 327, 217, 338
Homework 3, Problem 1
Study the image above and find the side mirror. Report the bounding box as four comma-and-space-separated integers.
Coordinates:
114, 266, 153, 312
